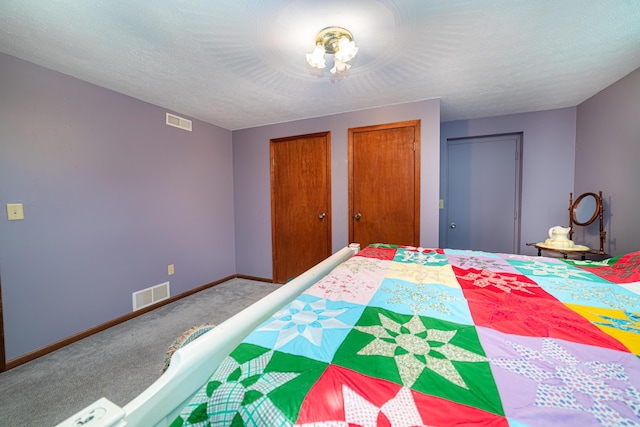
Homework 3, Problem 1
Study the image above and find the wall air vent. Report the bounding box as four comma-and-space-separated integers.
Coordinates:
132, 281, 171, 311
166, 113, 192, 132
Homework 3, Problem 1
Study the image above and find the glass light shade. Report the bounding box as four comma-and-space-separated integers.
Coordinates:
306, 45, 326, 69
330, 59, 351, 74
334, 36, 358, 63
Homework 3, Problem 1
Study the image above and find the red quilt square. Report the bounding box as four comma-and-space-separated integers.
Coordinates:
357, 245, 397, 260
463, 287, 629, 352
297, 365, 508, 426
453, 266, 548, 298
576, 252, 640, 284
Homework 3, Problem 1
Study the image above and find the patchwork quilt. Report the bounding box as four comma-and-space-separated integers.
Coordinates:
171, 245, 640, 426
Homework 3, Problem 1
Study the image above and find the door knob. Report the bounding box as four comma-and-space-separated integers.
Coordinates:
450, 222, 456, 229
319, 212, 326, 220
354, 212, 362, 221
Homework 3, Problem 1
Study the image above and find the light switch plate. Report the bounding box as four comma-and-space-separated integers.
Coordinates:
7, 203, 24, 220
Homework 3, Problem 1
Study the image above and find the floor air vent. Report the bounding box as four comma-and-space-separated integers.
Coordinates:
133, 282, 170, 311
166, 113, 192, 131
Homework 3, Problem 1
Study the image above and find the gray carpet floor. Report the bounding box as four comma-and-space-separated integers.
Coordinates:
0, 278, 278, 426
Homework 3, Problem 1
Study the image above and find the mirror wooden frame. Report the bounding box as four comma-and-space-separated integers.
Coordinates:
568, 191, 606, 255
571, 192, 600, 226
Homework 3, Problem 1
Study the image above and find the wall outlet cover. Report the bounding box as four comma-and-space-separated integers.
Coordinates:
7, 203, 24, 220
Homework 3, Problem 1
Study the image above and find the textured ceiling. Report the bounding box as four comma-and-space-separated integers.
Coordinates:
1, 0, 639, 130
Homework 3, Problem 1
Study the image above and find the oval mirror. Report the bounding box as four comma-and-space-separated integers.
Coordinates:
572, 192, 599, 226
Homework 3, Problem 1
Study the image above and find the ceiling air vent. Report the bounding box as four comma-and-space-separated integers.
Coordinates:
166, 112, 192, 132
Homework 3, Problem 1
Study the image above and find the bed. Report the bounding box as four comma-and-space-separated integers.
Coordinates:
59, 244, 640, 426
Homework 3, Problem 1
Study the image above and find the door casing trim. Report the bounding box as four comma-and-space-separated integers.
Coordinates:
444, 132, 523, 253
270, 132, 332, 283
348, 120, 421, 246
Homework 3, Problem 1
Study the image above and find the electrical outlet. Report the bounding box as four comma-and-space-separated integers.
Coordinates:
7, 203, 24, 220
168, 264, 175, 275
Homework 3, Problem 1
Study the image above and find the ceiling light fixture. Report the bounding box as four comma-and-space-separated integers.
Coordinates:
306, 26, 359, 75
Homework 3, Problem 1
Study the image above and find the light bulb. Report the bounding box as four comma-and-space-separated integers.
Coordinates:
306, 44, 326, 69
334, 36, 358, 63
330, 59, 351, 74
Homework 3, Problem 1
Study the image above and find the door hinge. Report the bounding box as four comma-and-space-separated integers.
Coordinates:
413, 141, 416, 151
515, 150, 519, 160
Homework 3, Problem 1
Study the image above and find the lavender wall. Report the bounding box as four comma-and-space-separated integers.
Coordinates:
232, 99, 441, 279
575, 68, 640, 256
5, 47, 633, 364
0, 53, 236, 360
440, 108, 577, 254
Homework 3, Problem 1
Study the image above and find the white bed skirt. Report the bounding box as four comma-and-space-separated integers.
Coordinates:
57, 244, 359, 427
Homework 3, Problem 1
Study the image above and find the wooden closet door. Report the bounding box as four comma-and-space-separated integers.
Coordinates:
271, 132, 331, 283
349, 121, 420, 248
